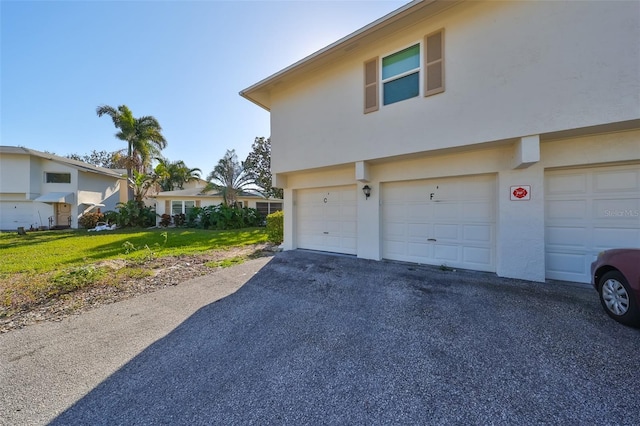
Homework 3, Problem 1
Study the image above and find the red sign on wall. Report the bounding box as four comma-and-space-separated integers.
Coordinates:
510, 185, 531, 201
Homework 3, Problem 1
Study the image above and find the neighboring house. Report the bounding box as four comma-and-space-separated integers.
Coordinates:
153, 186, 283, 225
241, 0, 640, 283
0, 146, 126, 230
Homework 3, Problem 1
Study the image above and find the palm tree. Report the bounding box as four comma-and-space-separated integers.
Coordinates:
96, 104, 167, 201
154, 158, 202, 191
205, 149, 256, 206
130, 170, 155, 205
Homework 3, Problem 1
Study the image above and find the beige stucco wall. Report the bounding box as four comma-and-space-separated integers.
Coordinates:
280, 129, 640, 282
270, 0, 639, 174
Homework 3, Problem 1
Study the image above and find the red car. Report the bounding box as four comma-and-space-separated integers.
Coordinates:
591, 249, 640, 327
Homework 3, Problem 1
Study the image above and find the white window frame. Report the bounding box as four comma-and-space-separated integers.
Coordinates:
171, 200, 195, 215
380, 41, 423, 106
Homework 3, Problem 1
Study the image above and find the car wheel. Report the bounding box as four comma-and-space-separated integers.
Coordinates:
598, 270, 640, 327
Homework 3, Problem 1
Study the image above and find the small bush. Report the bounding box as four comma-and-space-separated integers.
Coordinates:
182, 205, 262, 230
78, 211, 104, 229
103, 210, 118, 224
50, 265, 105, 297
266, 210, 283, 244
113, 201, 156, 228
159, 214, 172, 227
173, 213, 186, 227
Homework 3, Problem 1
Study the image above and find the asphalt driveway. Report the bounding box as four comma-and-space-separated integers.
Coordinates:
2, 250, 639, 425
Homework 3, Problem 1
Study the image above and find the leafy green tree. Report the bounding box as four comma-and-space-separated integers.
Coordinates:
130, 171, 155, 206
66, 150, 121, 168
153, 158, 201, 191
96, 104, 167, 200
244, 137, 283, 199
205, 149, 255, 206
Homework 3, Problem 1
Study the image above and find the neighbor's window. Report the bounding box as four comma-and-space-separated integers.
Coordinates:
171, 200, 195, 215
45, 172, 71, 183
256, 202, 283, 217
382, 44, 420, 105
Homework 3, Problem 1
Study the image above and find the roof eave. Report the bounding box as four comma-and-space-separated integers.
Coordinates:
240, 0, 455, 109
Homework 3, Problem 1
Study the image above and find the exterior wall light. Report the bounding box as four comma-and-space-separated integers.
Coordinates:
362, 185, 372, 199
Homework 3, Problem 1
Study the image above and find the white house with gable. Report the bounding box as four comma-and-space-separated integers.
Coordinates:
0, 146, 125, 230
241, 0, 640, 283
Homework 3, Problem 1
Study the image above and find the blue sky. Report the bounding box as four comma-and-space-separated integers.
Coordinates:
1, 0, 408, 176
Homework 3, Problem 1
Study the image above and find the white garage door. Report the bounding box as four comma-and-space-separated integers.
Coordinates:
382, 174, 496, 271
545, 164, 640, 283
296, 185, 357, 255
0, 202, 34, 230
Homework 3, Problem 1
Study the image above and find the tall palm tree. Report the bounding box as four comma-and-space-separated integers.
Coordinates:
96, 104, 167, 201
205, 149, 256, 206
154, 158, 202, 191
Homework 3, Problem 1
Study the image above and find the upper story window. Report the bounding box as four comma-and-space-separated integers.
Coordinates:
364, 28, 444, 114
382, 44, 420, 105
45, 172, 71, 183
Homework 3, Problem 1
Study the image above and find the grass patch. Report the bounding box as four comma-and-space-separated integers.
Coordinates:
206, 256, 246, 269
0, 228, 267, 318
50, 265, 106, 297
0, 228, 267, 274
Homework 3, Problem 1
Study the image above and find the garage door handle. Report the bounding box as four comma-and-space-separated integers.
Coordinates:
427, 238, 437, 242
323, 232, 329, 234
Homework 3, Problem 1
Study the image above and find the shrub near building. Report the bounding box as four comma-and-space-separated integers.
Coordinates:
266, 210, 283, 244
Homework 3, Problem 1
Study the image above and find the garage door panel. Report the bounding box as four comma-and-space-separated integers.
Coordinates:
434, 244, 459, 263
462, 201, 493, 221
341, 206, 357, 218
325, 205, 342, 217
341, 220, 357, 234
382, 174, 496, 271
384, 222, 405, 239
545, 164, 640, 283
593, 227, 640, 247
385, 241, 406, 258
593, 169, 639, 192
546, 174, 587, 194
433, 223, 458, 240
594, 198, 640, 219
406, 203, 430, 220
433, 203, 458, 219
547, 200, 588, 220
325, 220, 343, 233
382, 201, 406, 219
546, 226, 587, 247
463, 225, 491, 242
546, 252, 585, 274
296, 185, 357, 255
407, 223, 430, 237
463, 246, 492, 266
408, 242, 431, 257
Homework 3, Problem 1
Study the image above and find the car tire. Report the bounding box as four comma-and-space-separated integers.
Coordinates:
598, 270, 640, 327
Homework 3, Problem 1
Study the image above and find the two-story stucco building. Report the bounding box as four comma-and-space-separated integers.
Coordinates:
241, 0, 640, 283
0, 146, 125, 230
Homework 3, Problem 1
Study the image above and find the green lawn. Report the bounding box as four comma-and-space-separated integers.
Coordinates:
0, 228, 268, 317
0, 228, 267, 274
